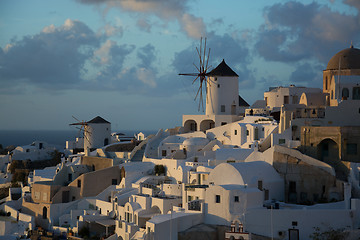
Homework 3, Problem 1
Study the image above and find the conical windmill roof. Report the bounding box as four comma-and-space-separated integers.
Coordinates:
87, 116, 111, 124
207, 59, 238, 77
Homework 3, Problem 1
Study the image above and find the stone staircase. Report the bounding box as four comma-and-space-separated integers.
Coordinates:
131, 144, 146, 162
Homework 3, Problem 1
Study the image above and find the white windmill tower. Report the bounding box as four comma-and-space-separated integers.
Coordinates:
70, 116, 111, 155
205, 59, 240, 116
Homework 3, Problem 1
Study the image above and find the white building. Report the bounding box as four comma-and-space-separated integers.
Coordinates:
11, 141, 58, 161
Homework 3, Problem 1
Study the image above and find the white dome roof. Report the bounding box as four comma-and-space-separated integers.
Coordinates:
182, 137, 210, 146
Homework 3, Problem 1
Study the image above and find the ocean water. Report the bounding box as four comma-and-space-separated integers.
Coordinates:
0, 130, 157, 148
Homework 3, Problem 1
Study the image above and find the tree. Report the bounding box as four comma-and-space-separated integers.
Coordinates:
154, 165, 166, 176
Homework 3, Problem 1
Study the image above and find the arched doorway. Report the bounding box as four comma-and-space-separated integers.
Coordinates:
184, 120, 197, 132
200, 120, 215, 132
43, 206, 47, 219
317, 138, 339, 162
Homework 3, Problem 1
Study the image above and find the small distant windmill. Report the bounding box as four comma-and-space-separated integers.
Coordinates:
69, 116, 92, 145
179, 37, 212, 111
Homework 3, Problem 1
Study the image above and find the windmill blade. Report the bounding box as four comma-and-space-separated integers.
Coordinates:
72, 115, 81, 122
192, 75, 200, 84
193, 63, 200, 72
196, 47, 203, 69
203, 38, 207, 71
199, 86, 204, 112
205, 48, 211, 72
178, 73, 198, 76
194, 83, 202, 100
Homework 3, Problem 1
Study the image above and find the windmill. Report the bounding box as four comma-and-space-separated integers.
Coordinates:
179, 37, 212, 112
69, 116, 92, 146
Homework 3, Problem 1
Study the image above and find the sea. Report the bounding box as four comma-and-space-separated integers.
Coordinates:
0, 130, 157, 149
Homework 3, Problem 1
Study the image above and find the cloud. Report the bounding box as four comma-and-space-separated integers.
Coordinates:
289, 62, 324, 86
75, 0, 207, 39
0, 19, 99, 91
180, 14, 206, 39
136, 18, 152, 32
0, 19, 163, 94
255, 1, 360, 63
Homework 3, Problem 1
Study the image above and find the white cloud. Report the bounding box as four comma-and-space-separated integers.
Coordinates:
180, 14, 206, 39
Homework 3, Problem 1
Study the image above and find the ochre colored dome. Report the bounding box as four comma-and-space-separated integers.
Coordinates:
326, 45, 360, 70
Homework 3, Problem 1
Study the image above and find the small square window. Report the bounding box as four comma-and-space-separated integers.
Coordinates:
347, 143, 357, 155
162, 150, 167, 156
215, 195, 220, 203
234, 196, 239, 202
221, 105, 225, 112
112, 179, 117, 185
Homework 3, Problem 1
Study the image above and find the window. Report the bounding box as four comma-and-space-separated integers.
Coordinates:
246, 130, 249, 136
218, 84, 220, 88
300, 192, 307, 202
234, 130, 237, 135
284, 95, 289, 104
188, 196, 192, 201
234, 196, 239, 202
353, 87, 360, 100
43, 192, 47, 201
289, 181, 296, 193
68, 174, 72, 182
221, 122, 227, 125
342, 88, 349, 99
162, 150, 167, 156
77, 180, 81, 188
221, 105, 225, 112
292, 95, 298, 104
34, 192, 40, 200
215, 195, 221, 203
279, 139, 285, 144
264, 189, 269, 200
325, 76, 328, 90
258, 180, 263, 190
112, 179, 117, 185
347, 143, 357, 155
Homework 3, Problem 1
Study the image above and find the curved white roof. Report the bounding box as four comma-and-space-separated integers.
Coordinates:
182, 137, 209, 146
209, 161, 282, 186
160, 135, 187, 144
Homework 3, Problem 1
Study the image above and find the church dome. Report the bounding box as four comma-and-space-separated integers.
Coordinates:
326, 45, 360, 70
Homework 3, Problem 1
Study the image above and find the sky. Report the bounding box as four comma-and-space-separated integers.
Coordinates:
0, 0, 359, 131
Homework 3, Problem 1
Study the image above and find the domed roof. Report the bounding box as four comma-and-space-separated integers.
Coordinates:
326, 45, 360, 70
182, 137, 209, 146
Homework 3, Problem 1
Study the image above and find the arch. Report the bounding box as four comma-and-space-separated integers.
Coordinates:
342, 88, 349, 99
43, 206, 47, 219
317, 138, 339, 162
200, 120, 215, 132
149, 205, 162, 215
184, 120, 197, 132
